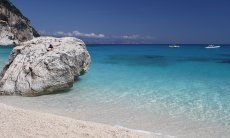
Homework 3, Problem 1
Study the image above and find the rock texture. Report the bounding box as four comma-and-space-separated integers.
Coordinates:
0, 0, 39, 46
0, 37, 91, 96
0, 25, 19, 45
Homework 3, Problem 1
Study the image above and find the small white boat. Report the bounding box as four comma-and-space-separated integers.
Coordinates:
205, 45, 220, 49
169, 45, 180, 48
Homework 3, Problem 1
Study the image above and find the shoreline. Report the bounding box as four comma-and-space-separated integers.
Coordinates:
0, 103, 163, 138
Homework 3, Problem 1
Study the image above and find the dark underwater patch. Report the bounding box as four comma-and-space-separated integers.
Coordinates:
176, 57, 230, 64
103, 55, 230, 66
215, 54, 230, 64
103, 55, 169, 67
218, 54, 230, 57
176, 57, 214, 62
217, 60, 230, 64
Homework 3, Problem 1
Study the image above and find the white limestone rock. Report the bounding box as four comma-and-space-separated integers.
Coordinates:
0, 25, 19, 46
0, 0, 39, 46
0, 37, 91, 96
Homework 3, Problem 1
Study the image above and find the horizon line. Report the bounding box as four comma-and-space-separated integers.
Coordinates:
86, 43, 230, 45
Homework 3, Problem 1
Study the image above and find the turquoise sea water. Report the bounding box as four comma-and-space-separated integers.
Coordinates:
0, 45, 230, 137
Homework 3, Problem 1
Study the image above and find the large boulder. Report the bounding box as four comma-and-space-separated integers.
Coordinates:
0, 0, 39, 46
0, 37, 91, 96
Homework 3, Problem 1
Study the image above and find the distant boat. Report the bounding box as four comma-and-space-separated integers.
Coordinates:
169, 45, 180, 48
205, 45, 220, 49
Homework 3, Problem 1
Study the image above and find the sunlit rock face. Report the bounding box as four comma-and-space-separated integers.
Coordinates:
0, 0, 39, 46
0, 37, 91, 96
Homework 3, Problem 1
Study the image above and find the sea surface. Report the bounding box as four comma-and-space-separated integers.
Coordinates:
0, 44, 230, 137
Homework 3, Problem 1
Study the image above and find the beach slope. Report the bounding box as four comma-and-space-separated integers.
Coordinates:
0, 103, 156, 138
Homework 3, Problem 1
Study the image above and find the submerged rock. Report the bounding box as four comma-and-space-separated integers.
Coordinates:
0, 0, 39, 46
0, 37, 91, 96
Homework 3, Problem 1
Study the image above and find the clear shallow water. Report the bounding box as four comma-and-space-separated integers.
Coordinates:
0, 45, 230, 137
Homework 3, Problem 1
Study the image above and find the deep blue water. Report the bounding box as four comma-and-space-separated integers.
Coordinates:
0, 44, 230, 136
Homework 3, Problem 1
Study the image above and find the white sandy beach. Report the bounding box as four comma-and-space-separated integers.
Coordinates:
0, 103, 159, 138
